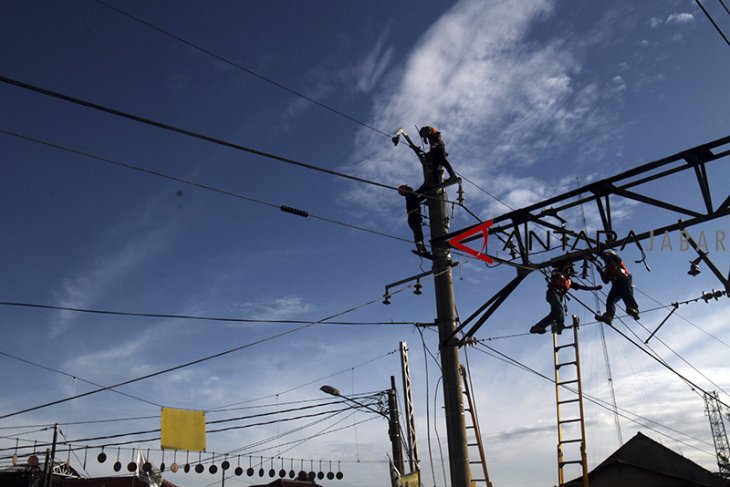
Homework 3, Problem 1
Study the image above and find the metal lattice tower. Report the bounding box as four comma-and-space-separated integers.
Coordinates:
704, 391, 730, 479
399, 341, 420, 473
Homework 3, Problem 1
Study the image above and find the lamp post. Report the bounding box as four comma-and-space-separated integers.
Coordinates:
321, 377, 405, 477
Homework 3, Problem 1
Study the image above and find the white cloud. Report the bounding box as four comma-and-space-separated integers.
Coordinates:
352, 27, 394, 93
649, 17, 663, 28
234, 295, 315, 321
666, 12, 695, 24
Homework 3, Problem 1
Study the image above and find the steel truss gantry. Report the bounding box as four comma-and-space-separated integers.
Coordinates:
444, 134, 730, 346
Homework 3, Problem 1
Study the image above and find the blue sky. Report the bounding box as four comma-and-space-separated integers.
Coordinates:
1, 1, 729, 486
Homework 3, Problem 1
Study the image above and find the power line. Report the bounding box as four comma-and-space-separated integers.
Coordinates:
93, 0, 391, 138
693, 0, 730, 47
0, 291, 390, 421
0, 129, 409, 244
0, 299, 414, 326
0, 351, 161, 408
0, 75, 397, 191
472, 343, 716, 455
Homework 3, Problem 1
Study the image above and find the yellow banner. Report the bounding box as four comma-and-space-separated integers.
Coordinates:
401, 471, 419, 487
160, 407, 206, 451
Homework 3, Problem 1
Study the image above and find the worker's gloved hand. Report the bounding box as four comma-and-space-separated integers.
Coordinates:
592, 285, 603, 290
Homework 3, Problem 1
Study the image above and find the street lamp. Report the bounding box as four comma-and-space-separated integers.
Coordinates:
320, 379, 405, 477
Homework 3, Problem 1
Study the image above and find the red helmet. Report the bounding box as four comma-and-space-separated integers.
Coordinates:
398, 184, 412, 196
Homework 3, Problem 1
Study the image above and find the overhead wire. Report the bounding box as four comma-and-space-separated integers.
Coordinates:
632, 285, 730, 350
92, 0, 392, 138
0, 75, 398, 191
693, 0, 730, 47
0, 401, 364, 456
0, 299, 415, 327
0, 129, 409, 244
94, 0, 513, 222
0, 289, 402, 421
416, 327, 438, 487
565, 289, 730, 409
471, 343, 716, 455
0, 350, 161, 408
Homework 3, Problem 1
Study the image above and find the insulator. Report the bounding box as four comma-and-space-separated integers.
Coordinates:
280, 205, 309, 217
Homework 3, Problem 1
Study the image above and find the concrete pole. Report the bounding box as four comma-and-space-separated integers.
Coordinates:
427, 182, 471, 487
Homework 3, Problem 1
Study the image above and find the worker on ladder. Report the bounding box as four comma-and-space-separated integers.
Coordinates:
530, 263, 602, 335
593, 249, 640, 324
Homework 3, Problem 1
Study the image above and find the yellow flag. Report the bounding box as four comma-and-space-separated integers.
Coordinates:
401, 471, 419, 487
160, 407, 206, 451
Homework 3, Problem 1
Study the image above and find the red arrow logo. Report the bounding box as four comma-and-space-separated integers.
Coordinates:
448, 220, 494, 264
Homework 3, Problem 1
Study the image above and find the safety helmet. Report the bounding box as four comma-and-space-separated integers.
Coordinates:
419, 126, 439, 141
398, 184, 412, 196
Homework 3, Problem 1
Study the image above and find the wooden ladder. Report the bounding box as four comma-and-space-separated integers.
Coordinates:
553, 315, 589, 487
460, 365, 492, 487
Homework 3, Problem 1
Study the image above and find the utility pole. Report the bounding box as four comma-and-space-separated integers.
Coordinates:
43, 423, 59, 487
428, 176, 471, 487
391, 127, 470, 486
388, 376, 405, 476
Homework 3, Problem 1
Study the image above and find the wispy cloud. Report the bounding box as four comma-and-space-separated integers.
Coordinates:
666, 12, 695, 24
341, 0, 622, 225
51, 223, 176, 337
233, 295, 315, 321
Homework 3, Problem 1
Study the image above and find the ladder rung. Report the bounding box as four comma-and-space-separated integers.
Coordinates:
558, 398, 580, 405
557, 361, 577, 369
558, 418, 581, 424
557, 379, 578, 386
466, 425, 475, 429
468, 442, 480, 447
559, 438, 583, 444
560, 460, 584, 466
554, 343, 576, 351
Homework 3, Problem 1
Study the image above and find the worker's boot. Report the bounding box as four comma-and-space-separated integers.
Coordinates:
594, 313, 613, 324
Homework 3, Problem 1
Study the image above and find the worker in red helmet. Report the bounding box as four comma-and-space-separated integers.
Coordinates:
398, 184, 429, 257
593, 250, 640, 324
416, 126, 457, 192
530, 263, 602, 335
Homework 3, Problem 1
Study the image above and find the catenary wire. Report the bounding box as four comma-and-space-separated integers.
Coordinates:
0, 299, 415, 326
92, 0, 392, 138
0, 129, 409, 244
0, 404, 361, 455
693, 0, 730, 47
0, 351, 161, 408
720, 0, 730, 16
565, 289, 730, 409
0, 289, 400, 422
92, 0, 514, 222
472, 343, 715, 455
0, 75, 398, 191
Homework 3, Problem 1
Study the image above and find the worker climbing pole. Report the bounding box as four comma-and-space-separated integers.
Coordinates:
393, 126, 471, 487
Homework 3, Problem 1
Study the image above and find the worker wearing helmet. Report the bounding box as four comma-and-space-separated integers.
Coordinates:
398, 185, 429, 257
593, 250, 640, 324
416, 126, 458, 192
530, 263, 602, 335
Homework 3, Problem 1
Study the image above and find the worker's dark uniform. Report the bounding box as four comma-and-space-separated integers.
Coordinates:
530, 270, 599, 334
597, 254, 639, 321
404, 191, 426, 247
416, 132, 457, 194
